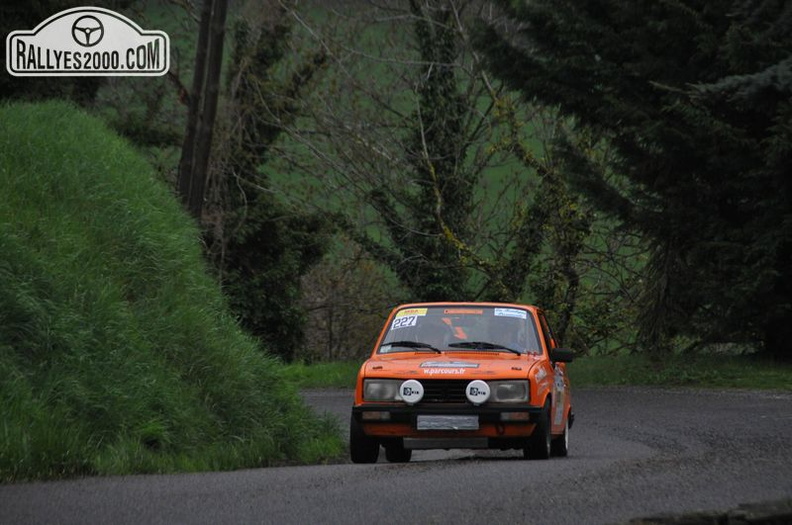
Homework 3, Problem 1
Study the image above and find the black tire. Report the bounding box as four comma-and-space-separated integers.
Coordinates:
551, 415, 569, 458
350, 414, 379, 464
384, 440, 412, 463
524, 400, 551, 460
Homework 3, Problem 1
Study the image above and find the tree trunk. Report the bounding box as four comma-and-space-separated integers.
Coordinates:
177, 0, 228, 222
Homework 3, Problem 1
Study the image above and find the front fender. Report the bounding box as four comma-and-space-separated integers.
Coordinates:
530, 361, 554, 407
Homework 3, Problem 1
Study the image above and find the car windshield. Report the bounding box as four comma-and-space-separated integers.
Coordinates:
378, 306, 542, 355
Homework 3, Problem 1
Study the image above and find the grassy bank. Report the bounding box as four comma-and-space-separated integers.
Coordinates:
284, 354, 792, 390
570, 353, 792, 390
0, 101, 342, 482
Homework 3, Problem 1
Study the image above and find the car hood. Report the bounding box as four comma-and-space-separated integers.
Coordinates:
362, 352, 541, 380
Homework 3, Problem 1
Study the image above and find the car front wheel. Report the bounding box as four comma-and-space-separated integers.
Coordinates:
524, 400, 552, 460
350, 414, 380, 464
384, 439, 412, 463
551, 415, 569, 457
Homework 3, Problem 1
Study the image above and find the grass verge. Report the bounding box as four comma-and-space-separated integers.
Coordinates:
0, 100, 343, 482
281, 361, 362, 389
570, 353, 792, 390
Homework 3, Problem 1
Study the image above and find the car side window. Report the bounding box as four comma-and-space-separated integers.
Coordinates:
524, 317, 542, 354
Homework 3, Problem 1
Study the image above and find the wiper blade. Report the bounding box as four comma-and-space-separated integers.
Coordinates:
381, 340, 442, 354
447, 341, 522, 355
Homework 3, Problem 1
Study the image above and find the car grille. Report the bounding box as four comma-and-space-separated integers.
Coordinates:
420, 380, 469, 403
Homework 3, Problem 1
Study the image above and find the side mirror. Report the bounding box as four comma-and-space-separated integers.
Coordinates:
550, 348, 575, 363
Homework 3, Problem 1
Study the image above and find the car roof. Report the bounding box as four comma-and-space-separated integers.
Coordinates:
391, 301, 540, 313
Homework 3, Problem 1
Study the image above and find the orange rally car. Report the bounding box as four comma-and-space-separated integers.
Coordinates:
350, 302, 574, 463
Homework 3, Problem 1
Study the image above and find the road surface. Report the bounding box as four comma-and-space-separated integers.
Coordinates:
1, 387, 790, 524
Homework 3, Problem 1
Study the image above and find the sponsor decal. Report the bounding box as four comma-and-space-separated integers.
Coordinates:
494, 307, 527, 319
6, 6, 169, 76
443, 308, 483, 315
423, 368, 467, 375
394, 308, 427, 318
420, 361, 479, 368
553, 372, 566, 425
400, 380, 424, 404
465, 380, 490, 405
554, 374, 566, 393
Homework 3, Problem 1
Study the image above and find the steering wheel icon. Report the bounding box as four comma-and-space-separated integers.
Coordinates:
72, 15, 104, 47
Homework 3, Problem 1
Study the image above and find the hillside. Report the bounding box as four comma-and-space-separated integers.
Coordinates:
0, 100, 341, 481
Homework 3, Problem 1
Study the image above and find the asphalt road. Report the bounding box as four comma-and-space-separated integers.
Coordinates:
1, 387, 791, 525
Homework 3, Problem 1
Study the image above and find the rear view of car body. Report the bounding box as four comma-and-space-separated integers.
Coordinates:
350, 302, 574, 463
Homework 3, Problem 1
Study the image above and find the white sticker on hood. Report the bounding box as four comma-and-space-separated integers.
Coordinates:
421, 361, 479, 368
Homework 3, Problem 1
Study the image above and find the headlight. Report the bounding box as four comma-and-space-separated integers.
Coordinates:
490, 380, 529, 403
363, 379, 402, 401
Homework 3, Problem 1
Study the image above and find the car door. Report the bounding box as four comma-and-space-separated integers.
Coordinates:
537, 311, 570, 432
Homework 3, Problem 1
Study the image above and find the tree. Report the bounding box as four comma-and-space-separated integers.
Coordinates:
300, 239, 400, 362
202, 1, 330, 361
273, 0, 591, 341
177, 0, 229, 220
475, 0, 792, 358
356, 0, 477, 302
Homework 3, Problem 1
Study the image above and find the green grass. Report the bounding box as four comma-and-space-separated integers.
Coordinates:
281, 361, 363, 389
570, 353, 792, 390
283, 355, 792, 391
0, 100, 343, 482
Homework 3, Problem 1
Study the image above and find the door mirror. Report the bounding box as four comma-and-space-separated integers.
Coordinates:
550, 348, 575, 363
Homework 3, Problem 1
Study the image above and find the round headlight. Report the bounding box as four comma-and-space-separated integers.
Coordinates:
400, 379, 424, 405
466, 380, 491, 405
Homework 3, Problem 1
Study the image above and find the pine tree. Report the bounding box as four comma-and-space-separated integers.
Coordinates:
475, 0, 792, 358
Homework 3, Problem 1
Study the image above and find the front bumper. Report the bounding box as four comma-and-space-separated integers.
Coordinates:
352, 403, 544, 439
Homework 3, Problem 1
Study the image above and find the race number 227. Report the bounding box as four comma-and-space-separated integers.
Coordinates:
392, 315, 418, 329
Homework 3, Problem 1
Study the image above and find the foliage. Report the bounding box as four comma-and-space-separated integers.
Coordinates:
299, 238, 401, 362
201, 1, 332, 361
0, 101, 342, 481
321, 0, 483, 303
387, 0, 476, 301
475, 0, 792, 358
271, 1, 598, 349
